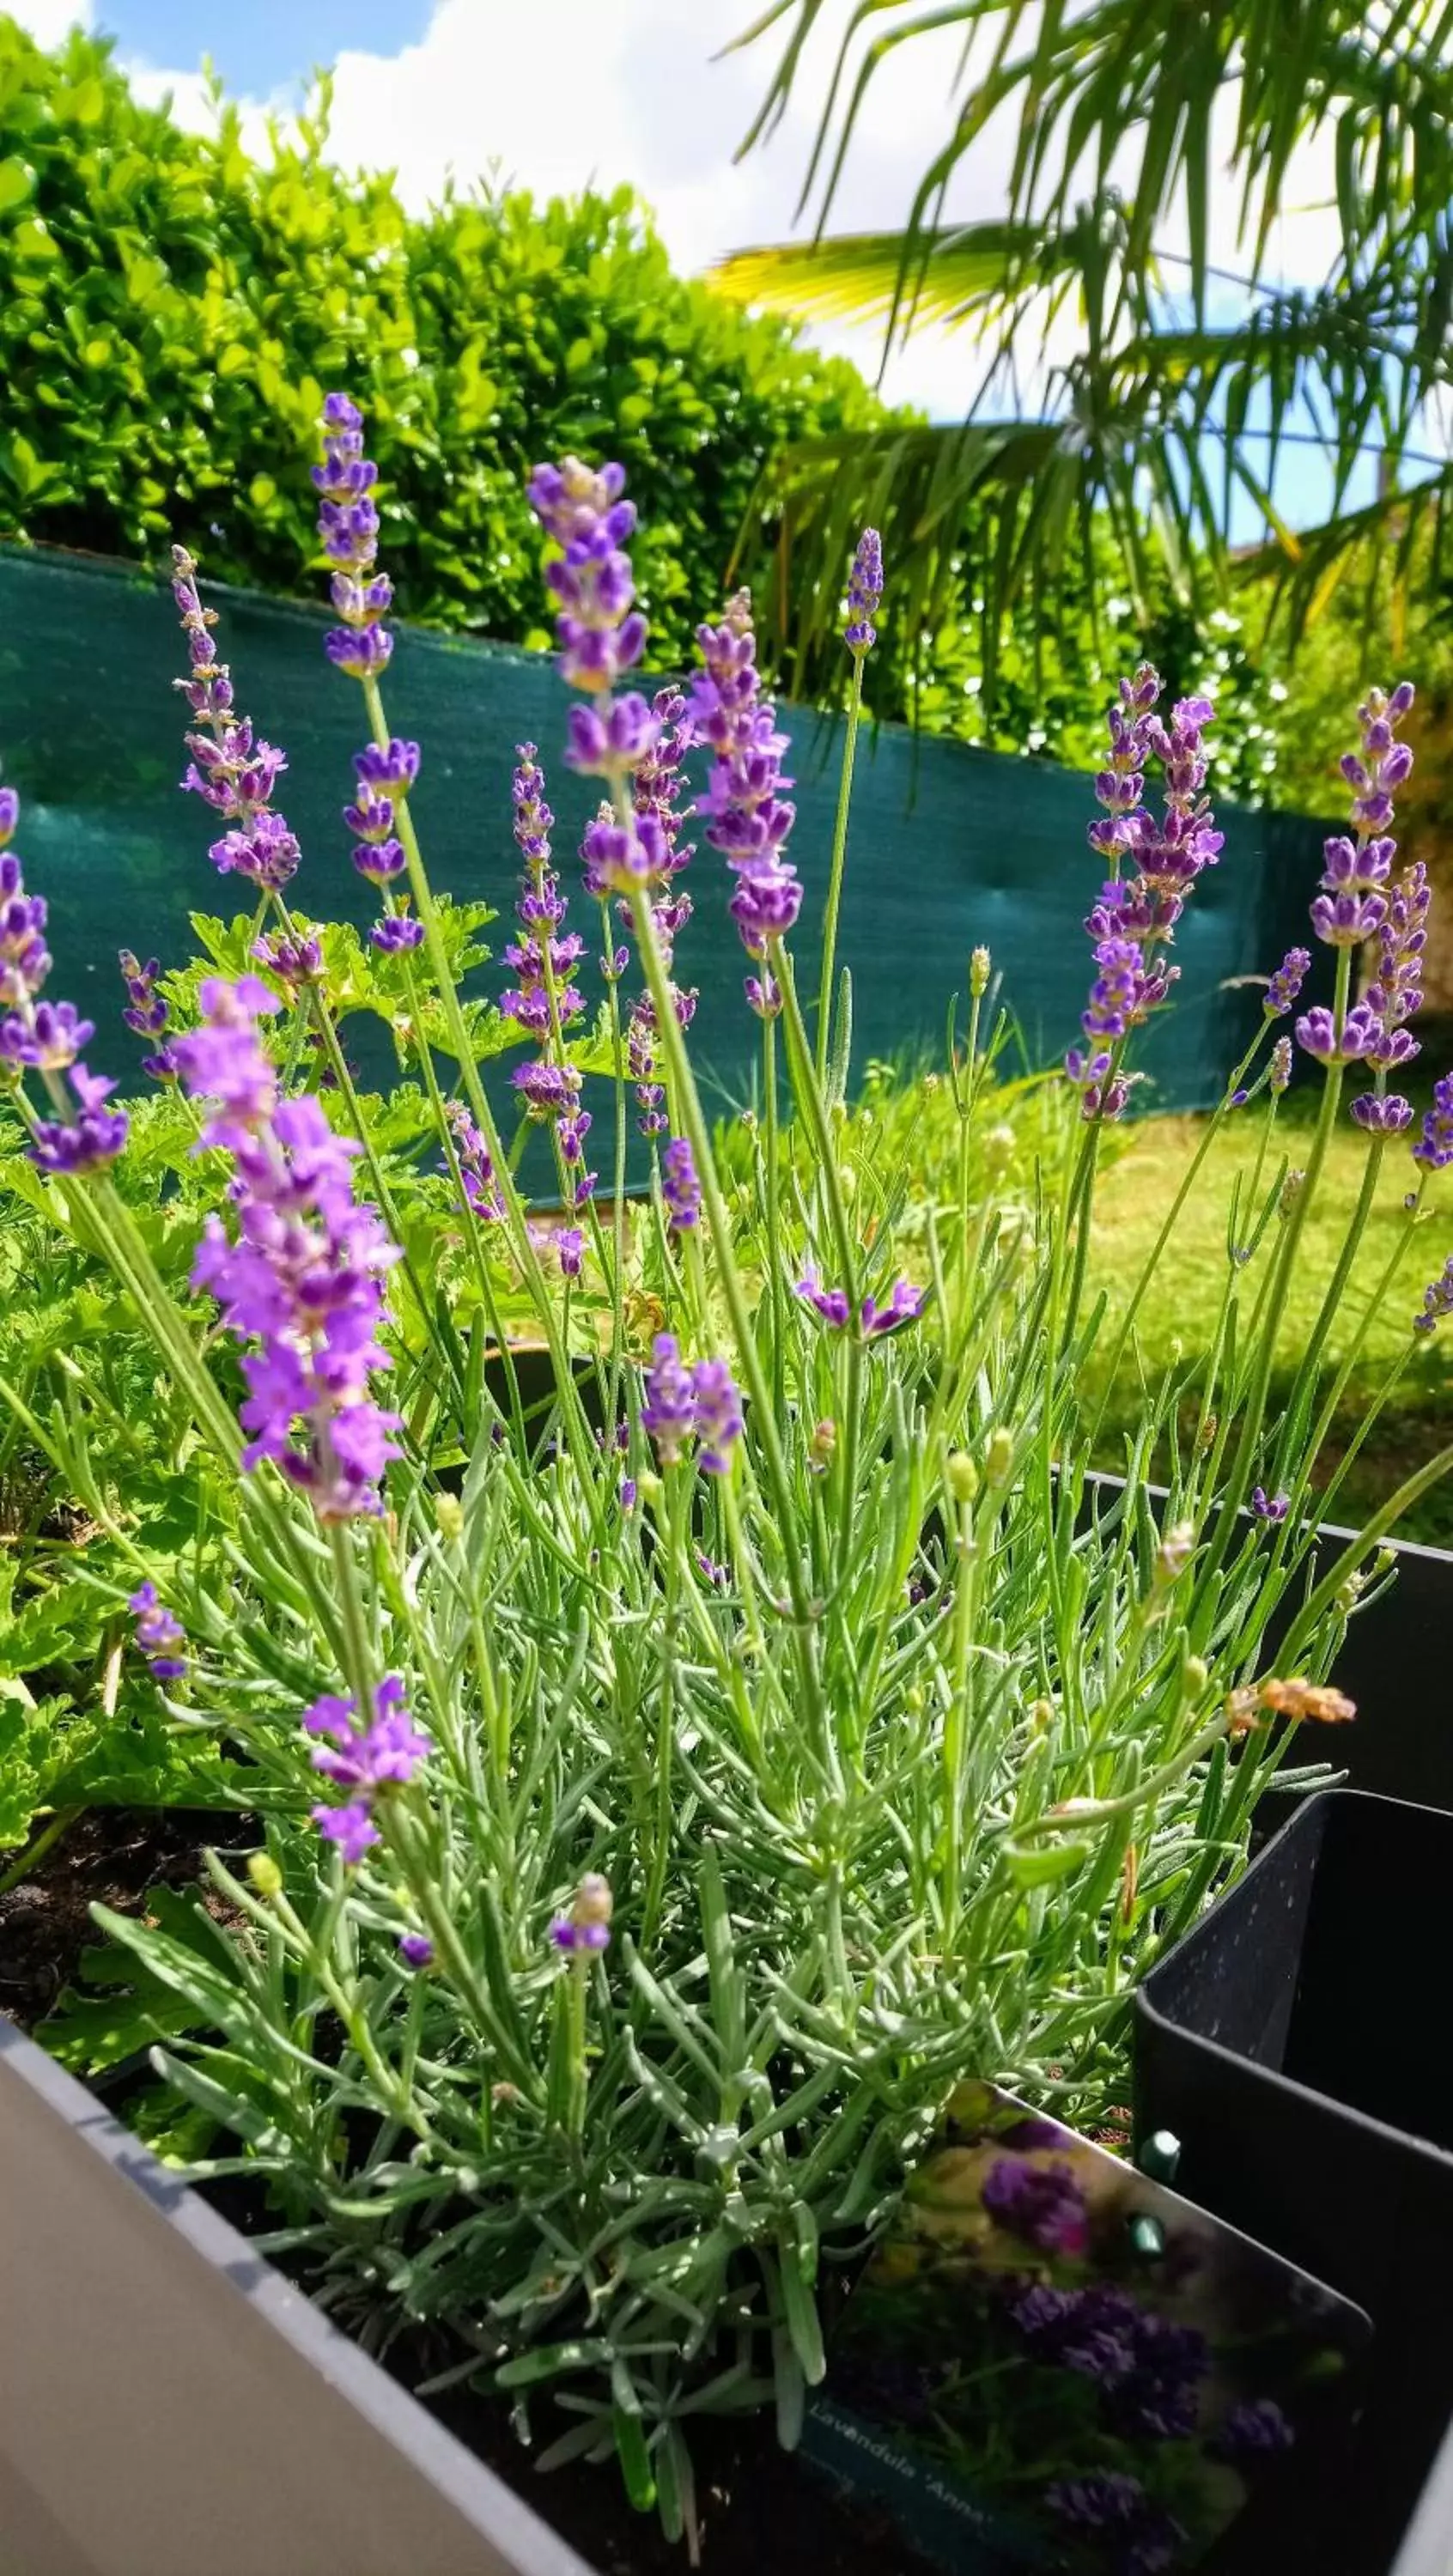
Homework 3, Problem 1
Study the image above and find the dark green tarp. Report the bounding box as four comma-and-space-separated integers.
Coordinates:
0, 544, 1329, 1166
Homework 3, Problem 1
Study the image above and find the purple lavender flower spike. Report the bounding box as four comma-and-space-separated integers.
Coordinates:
1213, 2399, 1295, 2460
313, 1797, 379, 1864
1414, 1254, 1453, 1334
1133, 692, 1224, 892
315, 396, 393, 677
1047, 2474, 1183, 2575
745, 969, 781, 1020
1338, 683, 1415, 834
1414, 1072, 1453, 1172
1087, 664, 1159, 865
175, 980, 401, 1520
129, 1581, 188, 1682
398, 1933, 434, 1969
982, 2155, 1090, 2257
1351, 1093, 1413, 1133
0, 782, 126, 1171
172, 551, 301, 893
690, 587, 807, 976
797, 1271, 853, 1331
502, 744, 596, 1210
661, 1136, 701, 1231
1068, 679, 1219, 1122
252, 930, 324, 996
30, 1071, 129, 1177
354, 738, 420, 794
1264, 947, 1310, 1016
641, 1333, 697, 1466
1366, 859, 1429, 1060
1310, 888, 1388, 948
1295, 1001, 1383, 1066
0, 996, 93, 1072
844, 527, 882, 654
1268, 1036, 1292, 1094
861, 1279, 925, 1337
1249, 1487, 1290, 1522
690, 1358, 743, 1474
729, 862, 802, 952
370, 915, 423, 952
527, 457, 651, 730
625, 993, 667, 1136
306, 1675, 430, 1795
447, 1102, 505, 1222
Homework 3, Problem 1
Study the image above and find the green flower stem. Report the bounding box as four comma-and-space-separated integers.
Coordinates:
1199, 954, 1352, 1590
1012, 1701, 1231, 1838
763, 1013, 786, 1419
939, 1480, 978, 1940
249, 1874, 426, 2136
1085, 1036, 1265, 1449
359, 675, 593, 1479
622, 883, 836, 1782
816, 653, 864, 1086
395, 950, 526, 1449
642, 1469, 690, 1947
595, 907, 631, 1440
0, 1805, 81, 1899
1265, 1131, 1387, 1494
769, 938, 858, 1301
322, 1516, 537, 2099
1278, 1437, 1453, 1672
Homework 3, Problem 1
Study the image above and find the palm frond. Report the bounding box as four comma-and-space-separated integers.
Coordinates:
729, 0, 1453, 314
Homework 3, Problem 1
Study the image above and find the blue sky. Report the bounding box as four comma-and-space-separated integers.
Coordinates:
96, 0, 434, 95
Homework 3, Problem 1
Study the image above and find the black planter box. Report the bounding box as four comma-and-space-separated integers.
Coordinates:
1135, 1789, 1453, 2574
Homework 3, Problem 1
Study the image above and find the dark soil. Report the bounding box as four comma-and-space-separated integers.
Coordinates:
0, 1804, 244, 2029
421, 2379, 937, 2576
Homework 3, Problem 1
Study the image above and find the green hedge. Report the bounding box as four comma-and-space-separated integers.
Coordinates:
0, 23, 885, 670
0, 21, 1289, 798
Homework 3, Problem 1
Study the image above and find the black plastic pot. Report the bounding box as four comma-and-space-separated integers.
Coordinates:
1135, 1789, 1453, 2574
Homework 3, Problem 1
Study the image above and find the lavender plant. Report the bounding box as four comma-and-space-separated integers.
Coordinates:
3, 410, 1450, 2543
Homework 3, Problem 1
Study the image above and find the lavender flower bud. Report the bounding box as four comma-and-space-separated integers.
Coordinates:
1414, 1253, 1453, 1335
641, 1333, 697, 1466
1413, 1072, 1453, 1172
128, 1580, 187, 1681
1264, 947, 1310, 1016
1154, 1521, 1196, 1584
1351, 1093, 1413, 1133
1294, 1001, 1383, 1066
844, 526, 883, 655
550, 1871, 614, 1954
661, 1136, 701, 1232
316, 395, 392, 676
1268, 1036, 1292, 1094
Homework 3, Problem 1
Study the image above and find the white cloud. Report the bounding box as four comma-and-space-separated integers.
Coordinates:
112, 0, 1362, 440
118, 0, 1002, 420
8, 0, 94, 37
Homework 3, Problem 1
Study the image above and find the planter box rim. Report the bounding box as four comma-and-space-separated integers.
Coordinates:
0, 2015, 598, 2576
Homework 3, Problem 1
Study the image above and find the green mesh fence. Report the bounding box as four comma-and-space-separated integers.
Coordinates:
0, 544, 1330, 1174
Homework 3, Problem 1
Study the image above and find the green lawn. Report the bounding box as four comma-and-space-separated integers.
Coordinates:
1085, 1104, 1453, 1540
